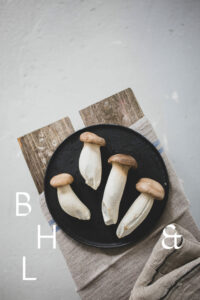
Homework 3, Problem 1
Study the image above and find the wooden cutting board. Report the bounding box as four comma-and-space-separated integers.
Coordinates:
17, 88, 143, 194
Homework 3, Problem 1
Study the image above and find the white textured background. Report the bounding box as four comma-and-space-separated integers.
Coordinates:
1, 0, 200, 299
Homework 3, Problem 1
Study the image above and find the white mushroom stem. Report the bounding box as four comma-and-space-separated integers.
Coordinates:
116, 193, 154, 238
79, 142, 102, 190
102, 163, 129, 225
57, 185, 91, 220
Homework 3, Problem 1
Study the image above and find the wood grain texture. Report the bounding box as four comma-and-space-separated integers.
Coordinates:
18, 117, 74, 193
79, 88, 144, 126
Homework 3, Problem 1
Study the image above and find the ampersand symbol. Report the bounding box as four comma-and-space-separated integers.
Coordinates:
161, 224, 183, 249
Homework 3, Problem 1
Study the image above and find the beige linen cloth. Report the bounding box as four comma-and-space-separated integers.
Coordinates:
40, 116, 200, 299
130, 224, 200, 300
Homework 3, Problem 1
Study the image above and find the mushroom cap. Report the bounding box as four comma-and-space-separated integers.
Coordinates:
136, 178, 165, 200
80, 132, 106, 146
50, 173, 74, 188
108, 154, 138, 169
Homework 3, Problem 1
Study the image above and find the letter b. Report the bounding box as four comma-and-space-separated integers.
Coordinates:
16, 192, 32, 217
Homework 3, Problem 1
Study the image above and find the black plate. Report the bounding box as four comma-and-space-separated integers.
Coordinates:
44, 124, 169, 248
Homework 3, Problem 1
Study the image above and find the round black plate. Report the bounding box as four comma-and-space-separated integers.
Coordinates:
44, 124, 169, 248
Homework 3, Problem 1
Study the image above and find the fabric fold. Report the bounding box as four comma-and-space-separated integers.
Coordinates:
129, 224, 200, 300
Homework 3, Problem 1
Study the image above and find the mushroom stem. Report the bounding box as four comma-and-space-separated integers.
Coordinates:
57, 185, 91, 220
79, 142, 102, 190
116, 193, 154, 238
102, 163, 130, 225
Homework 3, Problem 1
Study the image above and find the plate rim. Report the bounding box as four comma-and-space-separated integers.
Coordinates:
44, 123, 169, 248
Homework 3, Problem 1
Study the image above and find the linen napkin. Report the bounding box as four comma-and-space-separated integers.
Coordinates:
129, 223, 200, 299
39, 116, 200, 300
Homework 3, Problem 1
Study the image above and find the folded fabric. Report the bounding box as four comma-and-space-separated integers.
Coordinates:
39, 116, 200, 300
130, 223, 200, 300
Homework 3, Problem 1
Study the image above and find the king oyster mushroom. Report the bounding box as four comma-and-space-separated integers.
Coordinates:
79, 132, 106, 190
50, 173, 91, 220
102, 154, 138, 225
116, 178, 165, 238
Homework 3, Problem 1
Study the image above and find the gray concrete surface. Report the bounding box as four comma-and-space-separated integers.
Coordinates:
1, 0, 200, 299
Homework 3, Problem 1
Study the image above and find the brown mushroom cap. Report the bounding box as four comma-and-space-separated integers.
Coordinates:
136, 178, 165, 200
108, 154, 138, 169
50, 173, 74, 188
80, 132, 106, 146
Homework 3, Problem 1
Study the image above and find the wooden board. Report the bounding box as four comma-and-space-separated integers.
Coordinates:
79, 88, 143, 126
18, 117, 74, 193
18, 88, 143, 193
